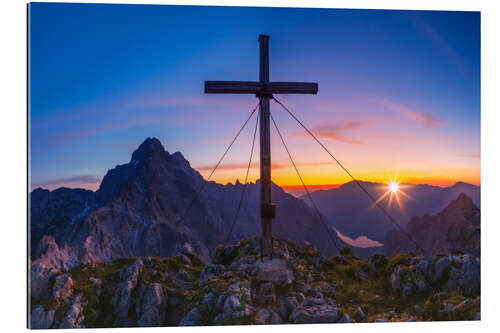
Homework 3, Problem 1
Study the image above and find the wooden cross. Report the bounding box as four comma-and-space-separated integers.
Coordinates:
205, 35, 318, 256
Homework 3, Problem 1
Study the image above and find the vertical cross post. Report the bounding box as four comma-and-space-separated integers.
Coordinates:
204, 34, 318, 258
258, 35, 274, 257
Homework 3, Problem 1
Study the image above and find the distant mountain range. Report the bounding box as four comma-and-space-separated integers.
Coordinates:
30, 138, 354, 296
300, 180, 480, 242
30, 137, 481, 299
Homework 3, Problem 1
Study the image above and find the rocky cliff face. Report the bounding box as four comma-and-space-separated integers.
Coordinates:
30, 138, 347, 299
384, 193, 480, 256
30, 187, 96, 257
30, 237, 480, 328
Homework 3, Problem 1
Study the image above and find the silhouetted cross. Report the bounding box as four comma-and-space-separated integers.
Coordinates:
205, 35, 318, 257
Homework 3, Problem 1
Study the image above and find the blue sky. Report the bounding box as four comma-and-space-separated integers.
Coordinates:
28, 3, 480, 191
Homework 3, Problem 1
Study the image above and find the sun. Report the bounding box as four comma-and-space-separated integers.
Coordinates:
372, 176, 411, 211
388, 181, 399, 193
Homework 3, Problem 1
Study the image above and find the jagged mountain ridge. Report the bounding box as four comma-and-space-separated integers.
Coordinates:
300, 180, 480, 242
30, 138, 348, 288
384, 193, 480, 256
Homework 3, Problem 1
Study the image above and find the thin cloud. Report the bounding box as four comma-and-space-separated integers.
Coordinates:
314, 121, 367, 132
314, 132, 365, 145
456, 153, 480, 159
194, 161, 337, 172
294, 120, 369, 145
376, 97, 445, 128
195, 162, 288, 172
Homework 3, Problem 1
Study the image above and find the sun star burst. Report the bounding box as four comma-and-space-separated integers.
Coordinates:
372, 176, 411, 211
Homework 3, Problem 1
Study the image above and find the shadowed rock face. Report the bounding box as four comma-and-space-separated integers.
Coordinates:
384, 193, 480, 256
30, 137, 347, 289
30, 187, 96, 257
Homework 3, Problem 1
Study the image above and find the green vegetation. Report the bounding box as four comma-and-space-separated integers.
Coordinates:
31, 238, 479, 327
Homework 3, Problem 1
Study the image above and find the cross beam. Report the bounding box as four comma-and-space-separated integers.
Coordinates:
204, 35, 318, 257
205, 81, 318, 95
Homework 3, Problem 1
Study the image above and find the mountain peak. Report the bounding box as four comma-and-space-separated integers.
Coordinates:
131, 137, 166, 163
448, 192, 474, 208
440, 192, 478, 222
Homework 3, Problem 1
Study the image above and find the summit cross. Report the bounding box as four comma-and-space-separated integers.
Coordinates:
204, 34, 318, 257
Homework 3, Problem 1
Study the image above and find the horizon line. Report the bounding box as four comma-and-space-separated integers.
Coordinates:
30, 178, 481, 194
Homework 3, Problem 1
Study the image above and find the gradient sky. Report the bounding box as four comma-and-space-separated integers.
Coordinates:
28, 3, 480, 192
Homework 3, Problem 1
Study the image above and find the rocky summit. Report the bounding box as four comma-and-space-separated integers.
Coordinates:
30, 138, 352, 301
30, 237, 480, 328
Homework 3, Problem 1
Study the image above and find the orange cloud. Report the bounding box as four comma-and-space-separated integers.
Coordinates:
195, 160, 340, 173
314, 132, 364, 145
293, 120, 369, 145
375, 97, 445, 128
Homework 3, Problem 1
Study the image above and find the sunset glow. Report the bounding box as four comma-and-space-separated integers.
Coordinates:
29, 5, 480, 193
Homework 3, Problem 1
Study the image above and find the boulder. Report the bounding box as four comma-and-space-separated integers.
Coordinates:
318, 281, 336, 297
284, 296, 299, 313
441, 255, 480, 296
230, 256, 258, 276
30, 305, 55, 329
289, 304, 339, 324
303, 297, 327, 306
254, 308, 271, 324
51, 274, 73, 302
257, 268, 294, 287
338, 313, 352, 323
135, 283, 168, 327
458, 256, 480, 296
175, 243, 197, 257
199, 264, 225, 285
295, 292, 305, 303
374, 317, 388, 322
294, 282, 311, 294
269, 311, 284, 324
223, 294, 241, 314
178, 268, 191, 280
110, 260, 143, 318
201, 292, 215, 312
434, 257, 451, 281
58, 294, 85, 328
356, 307, 366, 319
179, 307, 203, 326
89, 277, 102, 296
390, 265, 403, 289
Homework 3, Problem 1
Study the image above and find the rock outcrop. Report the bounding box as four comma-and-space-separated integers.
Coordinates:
30, 305, 55, 329
111, 260, 144, 321
384, 193, 480, 256
30, 237, 481, 328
